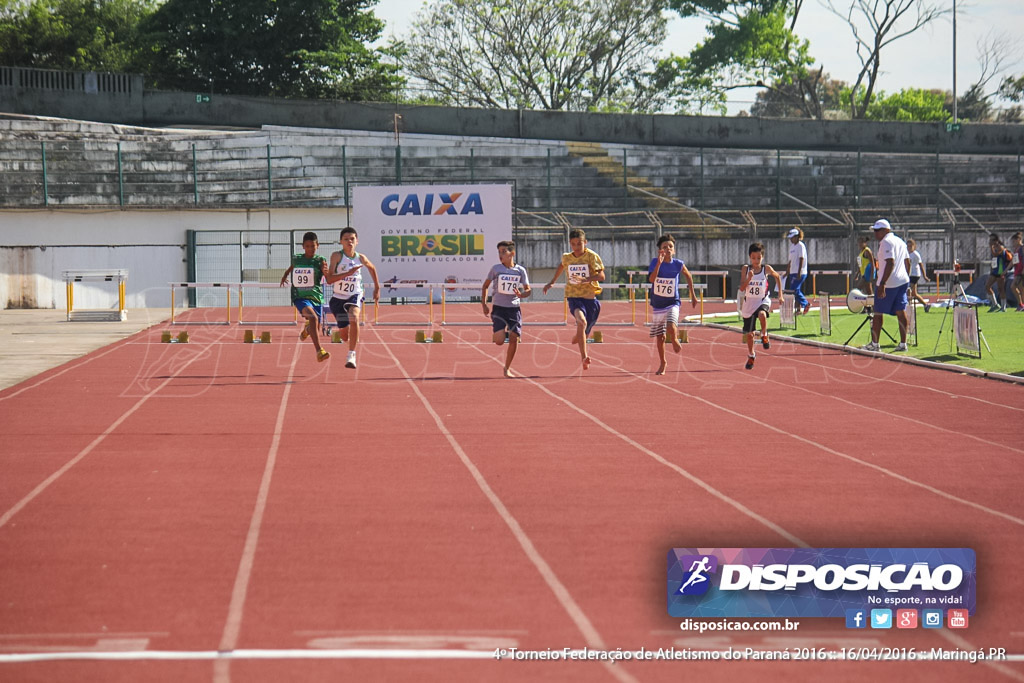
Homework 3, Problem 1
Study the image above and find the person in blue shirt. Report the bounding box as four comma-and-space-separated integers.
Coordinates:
648, 234, 697, 375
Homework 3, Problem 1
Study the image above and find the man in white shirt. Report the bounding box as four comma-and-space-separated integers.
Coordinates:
783, 227, 810, 314
862, 219, 910, 352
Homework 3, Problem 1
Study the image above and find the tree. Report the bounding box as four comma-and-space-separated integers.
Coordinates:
404, 0, 669, 112
822, 0, 950, 119
142, 0, 403, 100
861, 88, 948, 122
0, 0, 155, 72
749, 71, 846, 118
666, 0, 820, 116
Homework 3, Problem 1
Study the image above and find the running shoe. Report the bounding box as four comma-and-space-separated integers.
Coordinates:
924, 303, 931, 313
345, 351, 357, 369
894, 342, 908, 352
745, 356, 755, 370
300, 321, 311, 341
801, 304, 810, 315
761, 334, 770, 350
317, 349, 330, 362
861, 341, 880, 351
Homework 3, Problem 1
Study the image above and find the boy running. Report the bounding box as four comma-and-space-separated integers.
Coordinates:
542, 229, 605, 370
324, 227, 380, 369
279, 231, 330, 362
647, 234, 697, 375
481, 240, 532, 378
1010, 232, 1023, 311
739, 242, 783, 370
906, 239, 931, 312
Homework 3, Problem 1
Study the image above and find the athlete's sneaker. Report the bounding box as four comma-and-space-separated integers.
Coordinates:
761, 334, 770, 350
317, 349, 330, 363
745, 355, 755, 370
345, 351, 357, 369
300, 321, 311, 341
894, 342, 908, 352
923, 303, 931, 313
801, 304, 810, 315
861, 341, 881, 352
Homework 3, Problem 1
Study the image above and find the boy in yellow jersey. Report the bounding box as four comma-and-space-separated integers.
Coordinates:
279, 231, 330, 362
542, 229, 605, 370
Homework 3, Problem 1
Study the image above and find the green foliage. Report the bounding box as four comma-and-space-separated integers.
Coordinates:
0, 0, 155, 71
405, 0, 669, 112
141, 0, 404, 99
860, 88, 949, 122
666, 0, 816, 116
998, 74, 1024, 103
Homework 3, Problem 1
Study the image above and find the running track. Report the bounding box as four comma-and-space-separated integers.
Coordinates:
1, 305, 1022, 682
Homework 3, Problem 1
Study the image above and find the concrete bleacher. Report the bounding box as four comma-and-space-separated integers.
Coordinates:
1, 115, 1022, 222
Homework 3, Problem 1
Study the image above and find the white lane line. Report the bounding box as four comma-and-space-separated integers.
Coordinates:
450, 331, 808, 547
214, 340, 302, 683
453, 331, 1024, 681
0, 328, 233, 529
372, 327, 637, 683
530, 333, 1024, 528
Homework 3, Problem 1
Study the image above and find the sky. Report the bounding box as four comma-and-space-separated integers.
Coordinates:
371, 0, 1024, 115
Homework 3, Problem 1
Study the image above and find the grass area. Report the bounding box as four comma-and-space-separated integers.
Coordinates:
711, 301, 1024, 377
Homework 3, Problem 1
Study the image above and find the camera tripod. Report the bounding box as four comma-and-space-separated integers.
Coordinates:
933, 280, 991, 355
843, 305, 898, 347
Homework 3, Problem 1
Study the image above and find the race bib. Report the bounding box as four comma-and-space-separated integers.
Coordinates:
746, 283, 763, 298
292, 267, 315, 288
654, 277, 676, 298
497, 273, 521, 295
991, 257, 998, 268
334, 277, 358, 297
1014, 253, 1020, 265
567, 263, 589, 284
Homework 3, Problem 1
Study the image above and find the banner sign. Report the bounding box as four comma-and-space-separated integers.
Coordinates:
668, 548, 975, 619
953, 303, 980, 356
352, 183, 512, 290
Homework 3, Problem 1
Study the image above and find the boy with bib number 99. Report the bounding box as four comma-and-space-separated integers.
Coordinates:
280, 231, 330, 363
647, 234, 697, 375
481, 240, 532, 378
325, 227, 380, 369
542, 229, 605, 370
739, 242, 783, 370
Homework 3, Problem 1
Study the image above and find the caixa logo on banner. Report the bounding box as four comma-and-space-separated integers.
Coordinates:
380, 192, 484, 216
667, 548, 976, 618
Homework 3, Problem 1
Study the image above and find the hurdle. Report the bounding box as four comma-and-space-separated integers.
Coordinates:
935, 268, 975, 297
238, 282, 301, 326
374, 283, 433, 327
64, 269, 128, 322
811, 270, 851, 295
688, 270, 729, 301
169, 282, 232, 325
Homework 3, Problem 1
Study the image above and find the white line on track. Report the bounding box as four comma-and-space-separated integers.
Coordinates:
372, 327, 638, 683
214, 340, 302, 683
449, 330, 1024, 682
0, 327, 234, 529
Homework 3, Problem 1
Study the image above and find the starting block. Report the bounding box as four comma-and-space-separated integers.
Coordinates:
679, 329, 689, 343
161, 330, 189, 344
331, 330, 344, 343
415, 330, 444, 343
243, 330, 272, 344
591, 330, 604, 343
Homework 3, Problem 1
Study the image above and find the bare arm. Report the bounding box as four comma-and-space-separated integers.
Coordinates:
279, 265, 293, 286
361, 255, 381, 302
681, 265, 697, 307
543, 263, 565, 294
481, 279, 492, 316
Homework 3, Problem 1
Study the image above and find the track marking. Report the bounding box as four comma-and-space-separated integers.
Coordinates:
214, 340, 302, 683
372, 327, 637, 683
0, 342, 130, 401
0, 328, 232, 529
452, 331, 1024, 679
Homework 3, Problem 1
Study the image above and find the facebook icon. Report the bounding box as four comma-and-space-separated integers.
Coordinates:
845, 609, 867, 629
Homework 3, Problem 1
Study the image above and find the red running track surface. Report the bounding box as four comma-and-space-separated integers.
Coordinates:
1, 305, 1022, 682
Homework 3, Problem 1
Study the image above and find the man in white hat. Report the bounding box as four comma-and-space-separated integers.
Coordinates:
782, 227, 810, 314
862, 219, 910, 352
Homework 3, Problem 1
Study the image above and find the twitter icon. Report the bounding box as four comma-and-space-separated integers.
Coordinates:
870, 609, 893, 629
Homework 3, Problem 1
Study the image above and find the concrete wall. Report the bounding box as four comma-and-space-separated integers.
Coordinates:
2, 207, 972, 309
4, 67, 1024, 155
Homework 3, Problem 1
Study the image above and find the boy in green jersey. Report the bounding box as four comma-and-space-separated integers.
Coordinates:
280, 231, 331, 362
